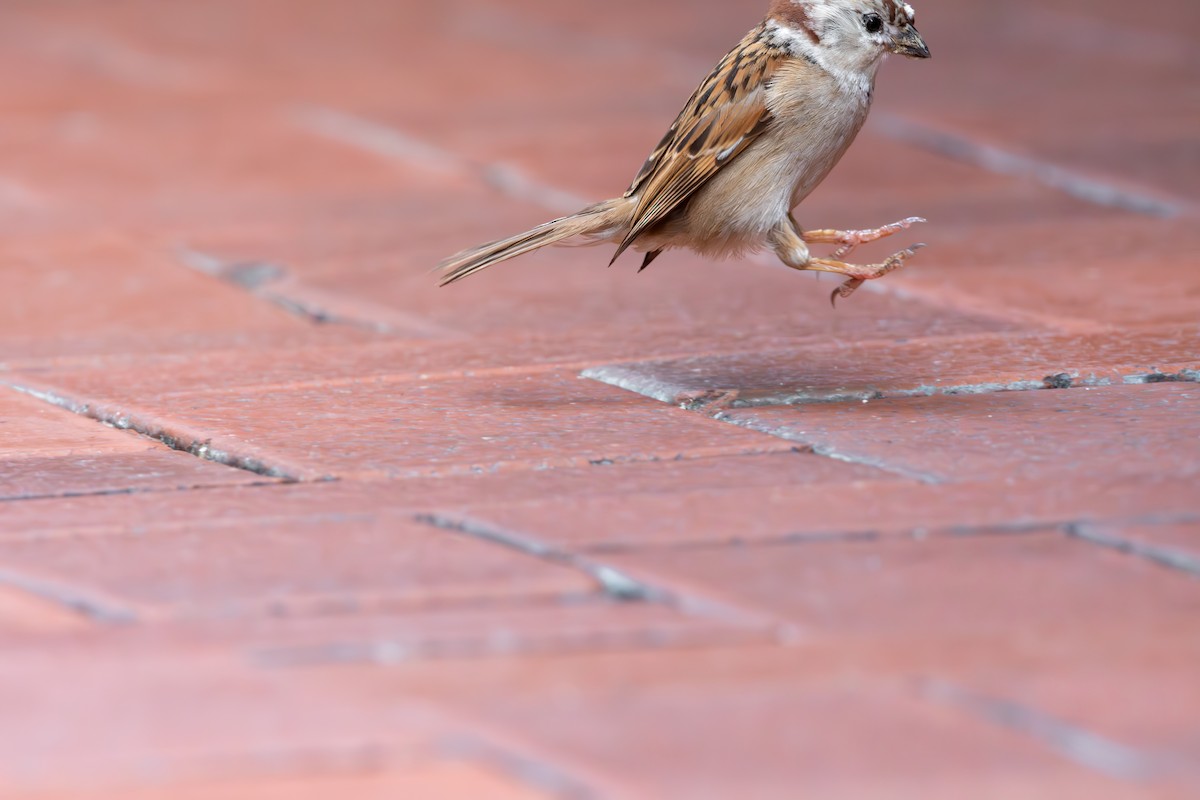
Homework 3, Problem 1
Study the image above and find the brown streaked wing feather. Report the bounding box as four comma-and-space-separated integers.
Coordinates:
612, 27, 784, 263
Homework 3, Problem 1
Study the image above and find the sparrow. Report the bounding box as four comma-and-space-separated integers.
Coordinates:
439, 0, 931, 305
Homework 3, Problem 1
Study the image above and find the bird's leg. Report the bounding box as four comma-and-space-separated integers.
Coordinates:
798, 215, 925, 260
771, 216, 925, 306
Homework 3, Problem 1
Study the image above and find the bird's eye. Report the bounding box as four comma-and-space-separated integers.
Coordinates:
863, 13, 884, 33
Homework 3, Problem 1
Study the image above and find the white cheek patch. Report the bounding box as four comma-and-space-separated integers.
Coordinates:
764, 18, 822, 57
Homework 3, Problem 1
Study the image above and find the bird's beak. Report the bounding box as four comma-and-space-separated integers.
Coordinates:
889, 27, 931, 59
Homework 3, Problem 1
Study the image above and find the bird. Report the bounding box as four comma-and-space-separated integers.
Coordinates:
438, 0, 931, 305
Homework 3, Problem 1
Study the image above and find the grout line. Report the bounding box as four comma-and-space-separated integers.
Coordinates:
413, 513, 788, 632
439, 735, 603, 800
0, 478, 282, 507
1066, 523, 1200, 579
919, 679, 1161, 782
584, 529, 884, 555
0, 567, 138, 625
876, 114, 1193, 218
581, 513, 1200, 555
327, 443, 799, 483
293, 106, 461, 175
1122, 370, 1200, 386
0, 505, 362, 543
807, 442, 943, 484
583, 361, 1200, 411
647, 369, 1194, 485
726, 369, 1199, 408
176, 247, 381, 331
291, 106, 589, 215
587, 397, 881, 486
582, 365, 945, 483
583, 521, 1049, 555
176, 248, 461, 339
4, 382, 310, 482
254, 624, 763, 668
415, 513, 663, 603
749, 429, 942, 484
250, 587, 604, 623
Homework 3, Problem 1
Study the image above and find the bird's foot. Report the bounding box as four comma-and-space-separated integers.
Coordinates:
802, 217, 925, 259
810, 244, 926, 306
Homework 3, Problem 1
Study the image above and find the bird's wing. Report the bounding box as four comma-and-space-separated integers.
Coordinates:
613, 27, 786, 263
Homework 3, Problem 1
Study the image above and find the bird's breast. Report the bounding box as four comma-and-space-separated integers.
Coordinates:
766, 62, 874, 209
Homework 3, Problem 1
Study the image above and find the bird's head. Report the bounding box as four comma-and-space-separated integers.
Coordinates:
769, 0, 930, 74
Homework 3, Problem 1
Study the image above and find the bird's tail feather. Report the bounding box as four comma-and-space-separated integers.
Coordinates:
438, 199, 627, 285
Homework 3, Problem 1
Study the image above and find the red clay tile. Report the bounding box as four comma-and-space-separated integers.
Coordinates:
28, 767, 555, 800
0, 451, 268, 502
183, 206, 1019, 343
6, 369, 800, 480
231, 600, 773, 672
892, 217, 1200, 328
0, 647, 456, 795
437, 474, 1197, 553
954, 645, 1200, 782
1, 459, 1192, 556
2, 304, 1022, 403
720, 383, 1199, 485
2, 0, 1198, 795
0, 586, 90, 634
0, 236, 374, 361
583, 325, 1200, 407
345, 646, 1171, 799
0, 450, 888, 540
603, 532, 1200, 641
0, 517, 596, 618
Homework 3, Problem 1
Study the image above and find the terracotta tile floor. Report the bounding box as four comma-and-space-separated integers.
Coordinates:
1, 0, 1198, 796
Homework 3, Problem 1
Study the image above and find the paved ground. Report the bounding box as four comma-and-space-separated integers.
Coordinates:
1, 0, 1198, 797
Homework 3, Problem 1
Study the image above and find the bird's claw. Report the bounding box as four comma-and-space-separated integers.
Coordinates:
825, 217, 926, 259
829, 243, 926, 307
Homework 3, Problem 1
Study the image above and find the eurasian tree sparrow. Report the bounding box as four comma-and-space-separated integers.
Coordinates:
440, 0, 931, 304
